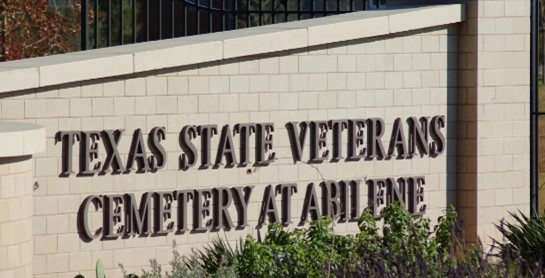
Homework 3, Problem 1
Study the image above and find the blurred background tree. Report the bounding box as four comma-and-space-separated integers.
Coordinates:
0, 0, 363, 60
0, 0, 80, 61
82, 0, 142, 49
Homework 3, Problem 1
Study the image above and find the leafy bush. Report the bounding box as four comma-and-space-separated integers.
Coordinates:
496, 211, 545, 270
121, 241, 236, 278
121, 204, 545, 278
185, 237, 242, 275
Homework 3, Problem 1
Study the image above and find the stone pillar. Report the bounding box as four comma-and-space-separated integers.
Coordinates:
457, 0, 530, 242
0, 122, 45, 278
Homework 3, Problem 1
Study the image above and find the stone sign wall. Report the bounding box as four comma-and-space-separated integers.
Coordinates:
0, 3, 529, 278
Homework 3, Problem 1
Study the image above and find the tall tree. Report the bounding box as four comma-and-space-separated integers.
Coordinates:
0, 0, 79, 61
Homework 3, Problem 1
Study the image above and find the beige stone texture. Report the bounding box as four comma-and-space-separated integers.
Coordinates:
0, 2, 529, 276
0, 23, 460, 276
0, 158, 35, 278
456, 0, 530, 243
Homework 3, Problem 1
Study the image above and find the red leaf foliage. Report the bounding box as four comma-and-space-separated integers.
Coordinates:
0, 0, 80, 61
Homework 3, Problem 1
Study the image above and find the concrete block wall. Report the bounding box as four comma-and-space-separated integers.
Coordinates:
0, 157, 35, 278
0, 156, 34, 278
0, 24, 459, 277
0, 2, 530, 277
0, 122, 45, 278
457, 0, 530, 242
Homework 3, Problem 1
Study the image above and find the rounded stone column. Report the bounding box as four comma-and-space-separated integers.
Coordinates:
0, 122, 45, 278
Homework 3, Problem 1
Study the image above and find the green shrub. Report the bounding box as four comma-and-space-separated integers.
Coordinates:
185, 203, 463, 277
496, 211, 545, 270
185, 237, 242, 275
122, 204, 545, 277
120, 241, 236, 278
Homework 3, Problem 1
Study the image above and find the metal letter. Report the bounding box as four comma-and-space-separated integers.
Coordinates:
126, 129, 151, 172
255, 123, 275, 165
100, 129, 125, 173
213, 187, 234, 229
301, 183, 321, 223
154, 192, 175, 234
215, 125, 238, 167
197, 125, 218, 168
193, 189, 213, 232
387, 118, 408, 159
329, 120, 348, 162
148, 127, 167, 171
78, 195, 103, 240
124, 193, 152, 236
276, 183, 297, 225
286, 121, 308, 163
367, 179, 386, 218
366, 118, 386, 160
55, 131, 81, 176
309, 121, 329, 163
103, 194, 124, 239
408, 176, 426, 215
258, 185, 279, 227
174, 190, 194, 233
339, 181, 350, 221
234, 123, 257, 166
347, 119, 366, 161
429, 115, 446, 157
386, 177, 406, 207
407, 117, 430, 157
349, 180, 361, 221
321, 181, 341, 220
179, 125, 198, 170
232, 186, 254, 228
80, 131, 101, 175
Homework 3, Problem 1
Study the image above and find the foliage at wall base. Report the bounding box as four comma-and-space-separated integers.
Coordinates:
72, 203, 545, 278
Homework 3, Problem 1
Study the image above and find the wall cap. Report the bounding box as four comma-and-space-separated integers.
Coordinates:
0, 122, 45, 158
0, 4, 464, 94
